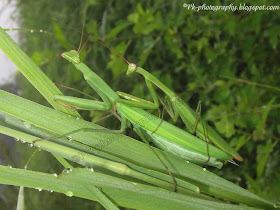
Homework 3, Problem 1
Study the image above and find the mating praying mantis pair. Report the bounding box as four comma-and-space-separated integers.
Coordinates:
48, 26, 243, 174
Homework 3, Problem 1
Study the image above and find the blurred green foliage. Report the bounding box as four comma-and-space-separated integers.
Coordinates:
1, 0, 279, 209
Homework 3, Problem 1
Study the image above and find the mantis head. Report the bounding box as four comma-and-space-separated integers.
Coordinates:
61, 50, 80, 64
126, 63, 137, 75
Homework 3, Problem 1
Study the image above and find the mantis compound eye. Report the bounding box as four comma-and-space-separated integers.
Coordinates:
131, 63, 137, 71
126, 63, 138, 75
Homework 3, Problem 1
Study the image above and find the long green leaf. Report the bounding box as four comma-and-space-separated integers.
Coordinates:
0, 124, 201, 196
0, 90, 275, 209
0, 166, 258, 210
0, 112, 202, 197
0, 26, 78, 117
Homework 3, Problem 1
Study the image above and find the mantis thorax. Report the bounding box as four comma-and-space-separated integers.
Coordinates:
61, 50, 80, 64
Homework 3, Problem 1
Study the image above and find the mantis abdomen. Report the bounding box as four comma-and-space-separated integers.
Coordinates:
116, 103, 231, 168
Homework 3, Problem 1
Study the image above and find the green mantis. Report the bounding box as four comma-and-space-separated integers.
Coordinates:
52, 44, 236, 170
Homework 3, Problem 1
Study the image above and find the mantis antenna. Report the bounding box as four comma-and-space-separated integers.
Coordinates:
77, 0, 88, 53
76, 0, 95, 54
78, 33, 94, 54
97, 40, 131, 65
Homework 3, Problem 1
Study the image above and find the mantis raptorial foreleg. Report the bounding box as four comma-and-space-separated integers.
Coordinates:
54, 96, 129, 134
116, 78, 159, 110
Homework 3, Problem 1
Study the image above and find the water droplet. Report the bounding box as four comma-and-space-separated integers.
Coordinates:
203, 168, 206, 171
67, 136, 72, 141
186, 160, 190, 163
20, 140, 26, 143
14, 138, 20, 141
8, 165, 12, 168
65, 191, 73, 197
35, 188, 42, 191
23, 121, 31, 128
50, 190, 53, 193
90, 168, 94, 172
40, 29, 43, 32
30, 30, 34, 33
63, 168, 72, 174
28, 143, 33, 147
53, 173, 58, 177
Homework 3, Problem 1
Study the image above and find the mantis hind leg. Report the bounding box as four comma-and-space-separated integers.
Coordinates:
191, 100, 202, 134
159, 96, 179, 122
201, 119, 210, 163
133, 127, 177, 192
151, 105, 165, 134
171, 98, 203, 135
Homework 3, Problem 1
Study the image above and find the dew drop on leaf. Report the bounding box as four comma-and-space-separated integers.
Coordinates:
65, 191, 73, 197
63, 168, 73, 173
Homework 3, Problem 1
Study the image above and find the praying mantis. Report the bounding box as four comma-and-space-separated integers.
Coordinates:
52, 37, 239, 171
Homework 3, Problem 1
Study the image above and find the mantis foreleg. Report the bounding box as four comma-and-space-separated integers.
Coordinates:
116, 78, 159, 110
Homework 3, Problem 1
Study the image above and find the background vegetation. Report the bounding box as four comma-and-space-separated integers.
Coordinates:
1, 0, 279, 209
